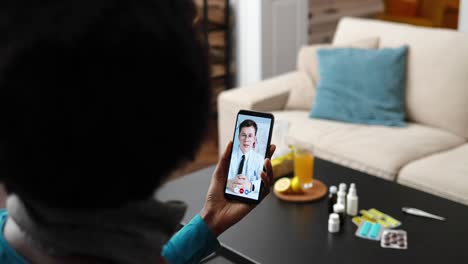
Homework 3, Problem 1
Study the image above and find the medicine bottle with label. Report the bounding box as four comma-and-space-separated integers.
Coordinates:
328, 213, 340, 233
346, 186, 359, 216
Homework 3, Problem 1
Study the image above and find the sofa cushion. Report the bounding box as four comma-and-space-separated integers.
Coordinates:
310, 46, 408, 127
282, 71, 316, 111
398, 143, 468, 206
286, 37, 379, 111
333, 17, 468, 139
297, 37, 380, 85
271, 111, 465, 181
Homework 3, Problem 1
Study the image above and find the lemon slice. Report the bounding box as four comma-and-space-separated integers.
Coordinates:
274, 177, 291, 193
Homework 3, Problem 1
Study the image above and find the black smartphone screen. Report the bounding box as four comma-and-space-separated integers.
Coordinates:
224, 110, 274, 203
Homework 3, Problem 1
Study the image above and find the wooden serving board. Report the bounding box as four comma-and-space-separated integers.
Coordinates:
274, 179, 327, 202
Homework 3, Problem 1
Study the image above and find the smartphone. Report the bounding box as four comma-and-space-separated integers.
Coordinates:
224, 109, 275, 204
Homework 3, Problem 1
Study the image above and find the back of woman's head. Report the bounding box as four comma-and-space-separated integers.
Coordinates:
0, 0, 211, 208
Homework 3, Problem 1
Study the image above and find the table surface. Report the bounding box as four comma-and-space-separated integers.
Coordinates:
157, 158, 468, 264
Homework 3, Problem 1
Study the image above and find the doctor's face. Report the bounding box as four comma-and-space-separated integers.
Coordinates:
238, 126, 256, 154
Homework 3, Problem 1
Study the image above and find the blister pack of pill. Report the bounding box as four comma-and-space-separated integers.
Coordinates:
380, 229, 408, 250
352, 208, 401, 229
355, 220, 385, 241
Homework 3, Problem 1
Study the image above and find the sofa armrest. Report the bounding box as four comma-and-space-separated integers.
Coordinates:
217, 71, 310, 155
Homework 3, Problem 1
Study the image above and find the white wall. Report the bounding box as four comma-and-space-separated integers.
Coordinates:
235, 0, 263, 87
459, 0, 468, 32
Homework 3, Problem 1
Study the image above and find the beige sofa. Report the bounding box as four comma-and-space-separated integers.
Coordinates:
217, 17, 468, 206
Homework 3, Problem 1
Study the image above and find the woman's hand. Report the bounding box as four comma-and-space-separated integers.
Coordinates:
200, 141, 276, 236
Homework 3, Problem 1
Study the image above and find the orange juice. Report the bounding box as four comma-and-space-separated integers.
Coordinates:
294, 148, 314, 189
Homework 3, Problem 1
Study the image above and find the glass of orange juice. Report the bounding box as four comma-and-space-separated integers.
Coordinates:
294, 147, 314, 190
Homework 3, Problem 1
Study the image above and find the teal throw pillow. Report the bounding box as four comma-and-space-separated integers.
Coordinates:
310, 46, 408, 127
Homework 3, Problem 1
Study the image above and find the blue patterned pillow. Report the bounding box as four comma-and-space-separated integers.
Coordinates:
310, 46, 408, 127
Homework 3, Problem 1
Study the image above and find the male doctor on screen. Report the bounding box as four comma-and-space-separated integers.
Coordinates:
227, 119, 264, 194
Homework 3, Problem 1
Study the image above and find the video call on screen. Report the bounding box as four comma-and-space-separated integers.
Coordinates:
225, 114, 272, 200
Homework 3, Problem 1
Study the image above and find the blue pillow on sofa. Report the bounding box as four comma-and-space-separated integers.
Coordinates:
310, 46, 408, 127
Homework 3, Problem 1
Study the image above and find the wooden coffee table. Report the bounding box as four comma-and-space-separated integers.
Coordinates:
157, 158, 468, 264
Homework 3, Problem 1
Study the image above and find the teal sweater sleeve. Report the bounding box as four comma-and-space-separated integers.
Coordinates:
162, 214, 220, 264
0, 210, 219, 264
0, 210, 29, 264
